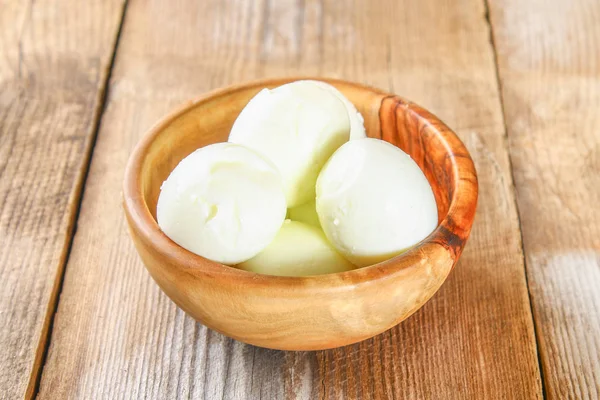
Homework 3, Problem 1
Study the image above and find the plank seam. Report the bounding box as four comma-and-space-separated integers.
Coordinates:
482, 0, 547, 398
29, 1, 131, 398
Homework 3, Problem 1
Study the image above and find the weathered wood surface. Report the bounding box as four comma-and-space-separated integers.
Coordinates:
0, 1, 125, 398
36, 0, 542, 398
489, 0, 600, 398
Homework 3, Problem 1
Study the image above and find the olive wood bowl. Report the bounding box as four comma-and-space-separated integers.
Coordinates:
123, 77, 478, 351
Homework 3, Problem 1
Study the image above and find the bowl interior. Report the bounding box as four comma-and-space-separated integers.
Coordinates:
135, 78, 474, 271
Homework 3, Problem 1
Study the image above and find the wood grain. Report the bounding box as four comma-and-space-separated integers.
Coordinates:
39, 0, 542, 398
0, 1, 125, 398
488, 0, 600, 397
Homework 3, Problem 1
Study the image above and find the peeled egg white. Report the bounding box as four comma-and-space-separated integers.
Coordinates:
228, 81, 350, 208
310, 80, 367, 140
236, 220, 355, 276
316, 138, 438, 267
288, 199, 320, 228
157, 143, 287, 265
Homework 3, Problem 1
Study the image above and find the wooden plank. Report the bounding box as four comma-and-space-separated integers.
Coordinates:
38, 0, 542, 398
0, 1, 126, 398
488, 0, 600, 397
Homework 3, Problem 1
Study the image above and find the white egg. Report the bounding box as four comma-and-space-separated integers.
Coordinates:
157, 143, 287, 265
229, 81, 350, 208
236, 220, 355, 276
288, 199, 320, 228
309, 80, 367, 140
316, 138, 438, 267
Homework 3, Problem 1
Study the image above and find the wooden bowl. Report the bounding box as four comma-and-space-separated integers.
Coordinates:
123, 78, 478, 351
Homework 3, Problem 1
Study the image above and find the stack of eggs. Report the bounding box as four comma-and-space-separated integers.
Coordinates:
157, 81, 438, 276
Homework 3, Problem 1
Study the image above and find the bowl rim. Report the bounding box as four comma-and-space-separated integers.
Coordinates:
123, 76, 478, 289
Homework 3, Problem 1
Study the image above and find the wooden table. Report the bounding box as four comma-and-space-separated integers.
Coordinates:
1, 0, 598, 398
